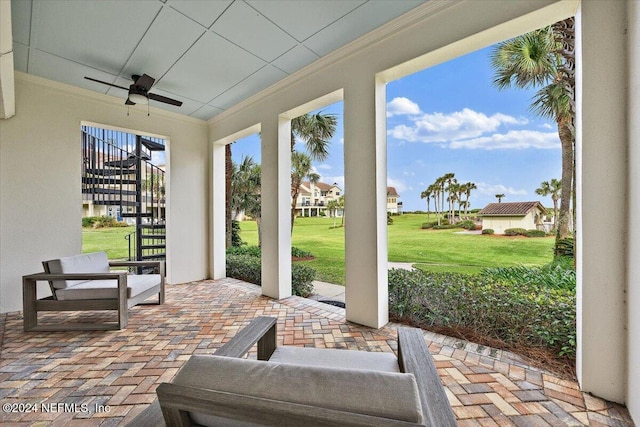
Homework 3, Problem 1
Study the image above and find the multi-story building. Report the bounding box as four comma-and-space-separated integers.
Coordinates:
295, 181, 342, 217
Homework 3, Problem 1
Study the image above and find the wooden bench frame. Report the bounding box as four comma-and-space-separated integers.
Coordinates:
22, 260, 164, 331
131, 316, 457, 426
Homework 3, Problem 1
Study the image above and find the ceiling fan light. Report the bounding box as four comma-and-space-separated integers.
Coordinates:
128, 93, 148, 105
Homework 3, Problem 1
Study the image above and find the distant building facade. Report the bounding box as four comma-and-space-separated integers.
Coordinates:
478, 201, 547, 234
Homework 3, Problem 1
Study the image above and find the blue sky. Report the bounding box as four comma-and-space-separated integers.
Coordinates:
232, 45, 561, 212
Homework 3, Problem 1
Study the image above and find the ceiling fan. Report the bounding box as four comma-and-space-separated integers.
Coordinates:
84, 74, 183, 107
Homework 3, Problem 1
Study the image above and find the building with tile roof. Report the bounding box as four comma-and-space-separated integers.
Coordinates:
478, 201, 547, 235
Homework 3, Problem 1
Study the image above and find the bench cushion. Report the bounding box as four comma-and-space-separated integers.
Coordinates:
172, 355, 424, 425
55, 274, 161, 300
45, 252, 110, 289
269, 346, 400, 372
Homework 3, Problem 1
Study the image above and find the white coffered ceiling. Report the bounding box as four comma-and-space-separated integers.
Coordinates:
11, 0, 426, 120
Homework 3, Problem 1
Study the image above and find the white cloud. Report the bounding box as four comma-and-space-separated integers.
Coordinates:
388, 108, 528, 144
316, 163, 332, 170
540, 123, 553, 129
450, 130, 560, 150
386, 97, 422, 117
476, 182, 527, 196
321, 175, 345, 190
387, 177, 407, 193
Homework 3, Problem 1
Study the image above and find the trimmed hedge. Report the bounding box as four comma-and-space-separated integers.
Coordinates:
504, 228, 527, 236
82, 216, 128, 228
482, 228, 495, 235
226, 254, 315, 297
526, 229, 547, 238
388, 268, 576, 357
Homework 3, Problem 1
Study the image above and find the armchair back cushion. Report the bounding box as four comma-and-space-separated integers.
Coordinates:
45, 252, 110, 289
172, 355, 424, 425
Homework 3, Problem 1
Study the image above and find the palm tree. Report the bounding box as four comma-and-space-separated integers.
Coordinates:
463, 182, 477, 217
289, 112, 338, 231
326, 199, 340, 228
420, 187, 433, 222
442, 173, 456, 221
231, 155, 262, 247
491, 18, 575, 246
535, 178, 561, 229
291, 151, 320, 231
291, 112, 338, 161
225, 144, 233, 248
495, 194, 505, 203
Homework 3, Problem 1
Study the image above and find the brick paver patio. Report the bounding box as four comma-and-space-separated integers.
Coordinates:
0, 278, 634, 426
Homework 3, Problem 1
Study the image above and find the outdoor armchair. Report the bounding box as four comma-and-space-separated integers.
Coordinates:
22, 251, 164, 331
131, 316, 457, 426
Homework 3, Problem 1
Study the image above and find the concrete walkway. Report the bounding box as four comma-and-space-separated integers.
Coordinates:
309, 261, 416, 304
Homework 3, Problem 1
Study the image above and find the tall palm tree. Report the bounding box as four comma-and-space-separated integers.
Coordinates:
463, 182, 477, 217
231, 155, 262, 247
535, 178, 561, 229
495, 194, 506, 203
291, 112, 338, 161
491, 18, 575, 246
442, 173, 456, 221
290, 112, 338, 231
420, 187, 433, 222
291, 151, 320, 231
225, 144, 233, 248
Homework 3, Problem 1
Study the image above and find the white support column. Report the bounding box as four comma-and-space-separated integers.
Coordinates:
260, 116, 292, 299
211, 142, 226, 279
576, 0, 627, 404
626, 0, 640, 421
343, 75, 388, 328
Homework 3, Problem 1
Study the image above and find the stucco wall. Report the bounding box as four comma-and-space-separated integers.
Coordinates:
0, 74, 209, 313
482, 214, 535, 234
626, 0, 640, 421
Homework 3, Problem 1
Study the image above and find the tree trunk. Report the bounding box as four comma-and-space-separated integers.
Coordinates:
225, 144, 232, 248
556, 118, 574, 242
256, 216, 262, 248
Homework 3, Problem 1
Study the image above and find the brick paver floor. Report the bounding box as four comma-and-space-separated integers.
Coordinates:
0, 278, 634, 426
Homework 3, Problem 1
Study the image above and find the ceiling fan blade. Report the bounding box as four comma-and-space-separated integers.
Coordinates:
125, 98, 135, 105
134, 73, 155, 91
148, 92, 183, 106
84, 76, 129, 91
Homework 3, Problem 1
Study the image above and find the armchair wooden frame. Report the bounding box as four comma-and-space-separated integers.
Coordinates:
22, 260, 164, 332
131, 317, 457, 427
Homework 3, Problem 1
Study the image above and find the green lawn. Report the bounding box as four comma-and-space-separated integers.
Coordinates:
83, 215, 555, 284
238, 214, 555, 285
82, 226, 136, 260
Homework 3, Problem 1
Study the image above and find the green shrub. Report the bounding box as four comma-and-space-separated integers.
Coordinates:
458, 220, 476, 230
388, 268, 576, 357
526, 229, 547, 238
387, 212, 394, 225
421, 222, 437, 229
480, 263, 576, 291
291, 263, 316, 297
291, 247, 313, 258
88, 215, 127, 228
504, 228, 527, 236
226, 254, 261, 284
231, 220, 244, 247
226, 254, 316, 297
82, 216, 98, 227
482, 228, 495, 235
432, 224, 459, 230
226, 245, 262, 257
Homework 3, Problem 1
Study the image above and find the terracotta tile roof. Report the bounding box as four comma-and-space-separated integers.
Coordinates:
478, 201, 545, 216
387, 186, 399, 196
301, 181, 341, 191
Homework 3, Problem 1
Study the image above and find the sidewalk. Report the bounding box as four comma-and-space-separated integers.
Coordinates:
309, 261, 416, 305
